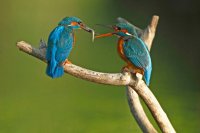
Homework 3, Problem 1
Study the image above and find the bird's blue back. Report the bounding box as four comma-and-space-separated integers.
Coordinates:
123, 37, 152, 86
46, 26, 73, 62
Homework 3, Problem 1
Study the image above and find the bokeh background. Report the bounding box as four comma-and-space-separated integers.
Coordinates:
0, 0, 199, 132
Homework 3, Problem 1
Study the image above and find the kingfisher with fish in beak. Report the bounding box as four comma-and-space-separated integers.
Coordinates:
46, 17, 95, 78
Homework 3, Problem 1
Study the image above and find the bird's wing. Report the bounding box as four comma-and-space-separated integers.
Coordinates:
123, 38, 151, 70
55, 30, 74, 63
46, 26, 65, 62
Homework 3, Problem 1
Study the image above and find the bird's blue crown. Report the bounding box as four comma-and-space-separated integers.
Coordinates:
58, 17, 82, 25
115, 22, 137, 37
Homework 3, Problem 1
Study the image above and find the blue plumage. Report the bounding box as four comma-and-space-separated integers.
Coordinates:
46, 17, 93, 78
123, 37, 152, 86
117, 23, 152, 86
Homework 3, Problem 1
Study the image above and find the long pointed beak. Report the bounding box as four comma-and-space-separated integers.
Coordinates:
95, 32, 116, 38
80, 24, 95, 42
95, 24, 117, 39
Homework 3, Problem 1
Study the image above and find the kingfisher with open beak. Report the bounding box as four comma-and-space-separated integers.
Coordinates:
95, 22, 152, 86
46, 17, 94, 78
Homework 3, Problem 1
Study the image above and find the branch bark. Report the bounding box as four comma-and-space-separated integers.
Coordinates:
142, 15, 159, 51
16, 15, 176, 133
127, 86, 157, 133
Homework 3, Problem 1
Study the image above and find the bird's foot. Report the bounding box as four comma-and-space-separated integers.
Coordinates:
121, 65, 134, 73
63, 59, 72, 65
121, 66, 129, 73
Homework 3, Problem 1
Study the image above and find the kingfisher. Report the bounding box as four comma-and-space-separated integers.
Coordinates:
95, 22, 152, 86
46, 17, 94, 78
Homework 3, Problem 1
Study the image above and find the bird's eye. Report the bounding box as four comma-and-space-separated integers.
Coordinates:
113, 26, 121, 31
78, 21, 82, 25
117, 27, 121, 30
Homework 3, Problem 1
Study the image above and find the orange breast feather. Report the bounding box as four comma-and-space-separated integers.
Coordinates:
117, 38, 128, 62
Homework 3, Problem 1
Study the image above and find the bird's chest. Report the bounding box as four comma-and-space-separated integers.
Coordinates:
58, 32, 74, 50
117, 38, 127, 61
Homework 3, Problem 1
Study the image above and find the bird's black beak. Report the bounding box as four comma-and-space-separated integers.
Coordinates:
80, 23, 95, 41
80, 23, 93, 33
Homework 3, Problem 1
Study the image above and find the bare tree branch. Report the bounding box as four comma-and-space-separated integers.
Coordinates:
16, 15, 175, 133
127, 86, 157, 133
130, 76, 175, 133
142, 15, 159, 51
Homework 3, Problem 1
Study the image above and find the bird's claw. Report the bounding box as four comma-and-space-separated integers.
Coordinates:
121, 66, 134, 74
121, 66, 143, 87
121, 66, 130, 73
63, 60, 72, 65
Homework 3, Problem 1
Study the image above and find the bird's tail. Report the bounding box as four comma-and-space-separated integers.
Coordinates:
46, 60, 64, 78
144, 67, 152, 86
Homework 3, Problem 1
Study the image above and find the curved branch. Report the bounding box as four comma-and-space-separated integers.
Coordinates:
17, 41, 131, 85
127, 86, 157, 133
63, 64, 131, 85
129, 77, 175, 133
16, 15, 175, 133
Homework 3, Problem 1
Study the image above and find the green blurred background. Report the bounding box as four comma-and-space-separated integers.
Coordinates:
0, 0, 199, 132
